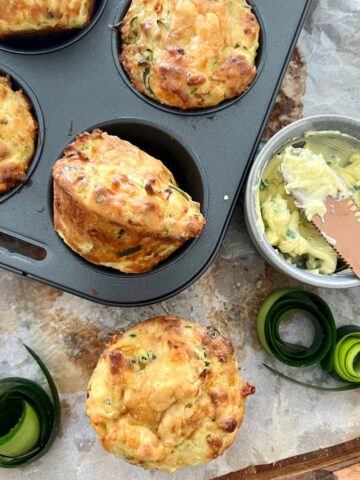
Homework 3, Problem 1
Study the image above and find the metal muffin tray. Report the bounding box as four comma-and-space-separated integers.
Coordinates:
0, 0, 312, 306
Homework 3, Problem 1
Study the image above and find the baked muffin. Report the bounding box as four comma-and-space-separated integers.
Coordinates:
52, 130, 205, 273
120, 0, 260, 110
86, 317, 254, 472
0, 76, 37, 193
0, 0, 95, 38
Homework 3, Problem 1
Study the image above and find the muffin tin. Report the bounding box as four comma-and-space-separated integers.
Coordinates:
0, 0, 312, 306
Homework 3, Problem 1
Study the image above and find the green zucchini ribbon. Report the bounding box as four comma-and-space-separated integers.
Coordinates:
257, 289, 360, 390
0, 346, 61, 468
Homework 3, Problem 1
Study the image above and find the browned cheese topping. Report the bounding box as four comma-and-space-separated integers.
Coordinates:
0, 76, 37, 193
0, 0, 95, 37
86, 317, 253, 471
52, 130, 205, 273
120, 0, 260, 109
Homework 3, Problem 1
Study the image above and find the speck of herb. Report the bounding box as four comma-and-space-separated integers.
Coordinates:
158, 17, 171, 29
312, 258, 323, 269
130, 16, 139, 37
117, 228, 126, 239
286, 229, 297, 239
116, 245, 142, 257
143, 66, 154, 96
143, 49, 153, 61
260, 179, 269, 191
295, 254, 308, 270
292, 141, 306, 149
168, 184, 190, 201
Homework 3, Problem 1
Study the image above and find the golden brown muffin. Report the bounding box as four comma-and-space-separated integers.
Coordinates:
0, 75, 37, 193
0, 0, 95, 38
52, 130, 205, 273
86, 317, 254, 472
120, 0, 260, 110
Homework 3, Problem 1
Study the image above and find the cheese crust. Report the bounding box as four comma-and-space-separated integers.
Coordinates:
0, 76, 37, 193
86, 317, 251, 471
120, 0, 260, 110
52, 130, 205, 273
0, 0, 95, 37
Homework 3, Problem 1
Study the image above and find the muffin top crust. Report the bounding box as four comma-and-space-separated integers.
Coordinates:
0, 0, 95, 37
52, 130, 205, 273
120, 0, 260, 110
86, 316, 252, 471
0, 75, 37, 193
53, 130, 205, 239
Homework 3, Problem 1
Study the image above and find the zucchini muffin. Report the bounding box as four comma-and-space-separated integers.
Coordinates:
0, 75, 37, 193
86, 317, 254, 472
0, 0, 95, 37
120, 0, 260, 110
52, 130, 205, 273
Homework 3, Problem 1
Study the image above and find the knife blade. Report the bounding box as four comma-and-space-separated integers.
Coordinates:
311, 195, 360, 278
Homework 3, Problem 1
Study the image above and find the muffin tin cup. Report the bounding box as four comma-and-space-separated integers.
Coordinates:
245, 114, 360, 289
112, 0, 268, 116
0, 0, 108, 55
51, 118, 209, 277
0, 0, 312, 306
0, 64, 45, 204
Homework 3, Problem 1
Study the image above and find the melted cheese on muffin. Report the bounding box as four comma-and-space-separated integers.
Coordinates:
52, 130, 205, 273
86, 317, 253, 471
0, 76, 37, 193
120, 0, 260, 109
0, 0, 95, 37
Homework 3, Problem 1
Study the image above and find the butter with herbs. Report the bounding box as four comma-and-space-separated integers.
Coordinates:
259, 131, 360, 275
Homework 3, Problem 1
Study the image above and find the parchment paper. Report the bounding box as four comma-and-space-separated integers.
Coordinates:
1, 1, 360, 479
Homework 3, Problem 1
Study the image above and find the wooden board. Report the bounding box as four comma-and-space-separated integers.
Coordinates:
213, 438, 360, 479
